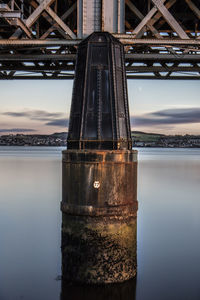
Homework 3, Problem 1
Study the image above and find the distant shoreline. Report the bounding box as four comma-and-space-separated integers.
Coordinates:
0, 131, 200, 148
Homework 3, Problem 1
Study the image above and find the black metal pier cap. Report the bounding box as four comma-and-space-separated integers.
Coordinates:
67, 32, 132, 150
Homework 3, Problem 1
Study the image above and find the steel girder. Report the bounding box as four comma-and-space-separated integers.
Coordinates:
0, 0, 200, 80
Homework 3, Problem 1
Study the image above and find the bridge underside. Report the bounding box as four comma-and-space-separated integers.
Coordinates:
0, 0, 200, 80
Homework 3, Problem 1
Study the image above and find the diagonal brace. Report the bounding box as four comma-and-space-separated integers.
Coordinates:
137, 0, 177, 38
36, 0, 76, 39
151, 0, 189, 39
132, 0, 168, 36
185, 0, 200, 20
40, 2, 77, 39
126, 0, 162, 38
10, 0, 55, 39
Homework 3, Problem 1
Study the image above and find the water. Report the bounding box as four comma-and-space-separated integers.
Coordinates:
0, 147, 200, 300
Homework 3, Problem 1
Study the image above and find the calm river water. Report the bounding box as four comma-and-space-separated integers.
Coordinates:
0, 147, 200, 300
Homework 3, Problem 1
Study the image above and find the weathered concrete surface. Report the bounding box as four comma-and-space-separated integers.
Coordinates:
62, 150, 137, 210
61, 149, 138, 284
62, 214, 137, 283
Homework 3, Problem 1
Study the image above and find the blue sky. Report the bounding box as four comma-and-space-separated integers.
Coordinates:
0, 79, 200, 135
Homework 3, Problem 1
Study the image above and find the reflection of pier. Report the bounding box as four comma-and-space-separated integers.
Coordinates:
0, 1, 200, 80
61, 279, 136, 300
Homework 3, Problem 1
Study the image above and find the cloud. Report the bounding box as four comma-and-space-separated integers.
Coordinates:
3, 112, 28, 117
3, 110, 64, 121
45, 118, 69, 127
153, 108, 200, 122
1, 109, 69, 131
131, 108, 200, 127
3, 107, 200, 131
0, 128, 36, 133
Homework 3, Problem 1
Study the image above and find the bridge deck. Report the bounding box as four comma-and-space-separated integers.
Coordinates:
0, 0, 200, 80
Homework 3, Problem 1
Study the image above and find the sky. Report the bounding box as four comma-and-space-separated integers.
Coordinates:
0, 79, 200, 135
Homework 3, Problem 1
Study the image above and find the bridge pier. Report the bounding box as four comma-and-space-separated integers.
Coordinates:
61, 32, 138, 284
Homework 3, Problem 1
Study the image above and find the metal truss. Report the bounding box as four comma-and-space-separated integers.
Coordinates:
0, 0, 200, 80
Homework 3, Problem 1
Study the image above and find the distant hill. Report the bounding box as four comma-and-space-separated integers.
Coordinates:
132, 131, 165, 136
131, 131, 165, 142
51, 132, 68, 139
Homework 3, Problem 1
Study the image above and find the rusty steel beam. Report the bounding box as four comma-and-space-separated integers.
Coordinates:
0, 65, 199, 73
126, 66, 200, 72
0, 73, 199, 80
0, 53, 200, 62
0, 40, 80, 46
0, 11, 21, 18
0, 65, 75, 71
0, 54, 76, 60
1, 38, 200, 47
125, 53, 200, 61
0, 75, 75, 79
126, 75, 200, 79
114, 36, 200, 45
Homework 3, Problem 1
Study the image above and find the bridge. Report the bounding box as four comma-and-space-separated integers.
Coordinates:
0, 0, 200, 80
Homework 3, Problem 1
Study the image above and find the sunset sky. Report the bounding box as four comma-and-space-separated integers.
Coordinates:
0, 79, 200, 135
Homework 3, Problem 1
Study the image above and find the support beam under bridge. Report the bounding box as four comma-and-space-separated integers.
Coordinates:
0, 0, 200, 79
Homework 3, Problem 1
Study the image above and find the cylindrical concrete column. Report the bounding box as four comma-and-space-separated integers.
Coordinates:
61, 150, 137, 284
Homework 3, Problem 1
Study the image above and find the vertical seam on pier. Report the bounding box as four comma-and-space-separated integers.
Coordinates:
111, 43, 120, 142
80, 43, 89, 149
107, 45, 115, 148
97, 69, 102, 140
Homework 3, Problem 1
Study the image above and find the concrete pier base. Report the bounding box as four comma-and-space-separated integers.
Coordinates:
61, 149, 138, 284
61, 278, 137, 300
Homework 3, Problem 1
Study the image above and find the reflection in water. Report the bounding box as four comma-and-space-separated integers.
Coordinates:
1, 147, 200, 299
61, 278, 136, 300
